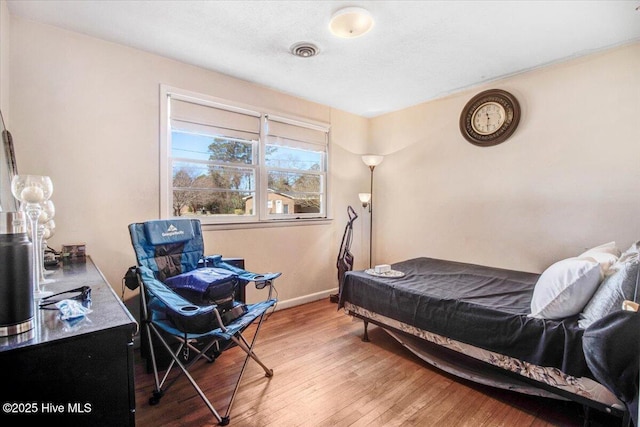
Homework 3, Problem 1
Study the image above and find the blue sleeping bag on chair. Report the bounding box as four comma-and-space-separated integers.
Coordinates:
165, 267, 238, 309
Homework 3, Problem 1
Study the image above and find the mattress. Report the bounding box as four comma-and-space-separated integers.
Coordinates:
339, 257, 591, 380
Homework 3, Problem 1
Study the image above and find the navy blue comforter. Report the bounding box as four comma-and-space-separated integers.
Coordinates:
339, 257, 592, 380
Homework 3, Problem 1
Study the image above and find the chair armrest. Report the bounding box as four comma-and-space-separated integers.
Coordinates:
204, 255, 282, 284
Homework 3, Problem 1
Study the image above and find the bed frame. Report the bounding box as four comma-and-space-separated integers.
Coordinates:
344, 302, 630, 427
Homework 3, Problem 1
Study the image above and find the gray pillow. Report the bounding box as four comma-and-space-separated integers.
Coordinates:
578, 242, 639, 329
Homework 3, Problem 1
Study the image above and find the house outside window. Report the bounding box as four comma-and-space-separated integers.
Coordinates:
160, 85, 330, 225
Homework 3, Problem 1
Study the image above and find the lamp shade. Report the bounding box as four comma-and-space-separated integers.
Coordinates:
361, 154, 384, 167
329, 7, 374, 38
358, 193, 371, 204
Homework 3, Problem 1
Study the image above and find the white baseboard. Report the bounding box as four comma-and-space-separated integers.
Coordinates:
272, 287, 339, 311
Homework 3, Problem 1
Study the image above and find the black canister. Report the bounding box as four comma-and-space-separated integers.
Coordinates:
0, 211, 34, 336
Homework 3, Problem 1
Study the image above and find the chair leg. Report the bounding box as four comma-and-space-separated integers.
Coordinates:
223, 312, 273, 420
140, 289, 166, 401
150, 324, 224, 424
144, 321, 163, 396
231, 334, 273, 376
150, 328, 223, 396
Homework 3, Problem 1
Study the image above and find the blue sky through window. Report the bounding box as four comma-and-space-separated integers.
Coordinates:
172, 132, 222, 162
172, 131, 323, 171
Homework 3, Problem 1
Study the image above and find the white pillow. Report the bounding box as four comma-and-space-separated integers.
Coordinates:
529, 257, 603, 320
578, 241, 620, 274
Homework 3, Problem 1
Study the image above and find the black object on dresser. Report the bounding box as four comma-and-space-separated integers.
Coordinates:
0, 256, 138, 426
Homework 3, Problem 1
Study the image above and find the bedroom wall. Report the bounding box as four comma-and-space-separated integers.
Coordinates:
0, 0, 9, 116
7, 15, 370, 309
369, 42, 640, 273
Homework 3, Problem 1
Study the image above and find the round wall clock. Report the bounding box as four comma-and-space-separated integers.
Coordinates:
459, 89, 521, 147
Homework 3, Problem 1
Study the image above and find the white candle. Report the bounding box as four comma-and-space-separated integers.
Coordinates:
21, 186, 44, 203
38, 211, 49, 223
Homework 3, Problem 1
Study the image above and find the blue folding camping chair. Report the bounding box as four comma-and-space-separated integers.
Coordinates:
128, 218, 280, 425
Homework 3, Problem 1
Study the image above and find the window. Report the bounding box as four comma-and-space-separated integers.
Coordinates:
263, 114, 328, 220
160, 86, 330, 225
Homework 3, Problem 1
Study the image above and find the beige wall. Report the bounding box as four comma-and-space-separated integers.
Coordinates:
0, 0, 8, 114
7, 16, 369, 308
369, 42, 640, 273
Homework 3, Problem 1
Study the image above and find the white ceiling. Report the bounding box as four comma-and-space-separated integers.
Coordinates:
7, 0, 640, 117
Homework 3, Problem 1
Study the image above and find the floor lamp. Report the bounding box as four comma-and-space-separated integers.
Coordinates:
360, 154, 384, 268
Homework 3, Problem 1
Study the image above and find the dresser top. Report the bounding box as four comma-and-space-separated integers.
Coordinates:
0, 256, 138, 352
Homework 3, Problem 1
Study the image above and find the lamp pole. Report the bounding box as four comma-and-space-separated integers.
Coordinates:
361, 154, 383, 269
368, 165, 375, 268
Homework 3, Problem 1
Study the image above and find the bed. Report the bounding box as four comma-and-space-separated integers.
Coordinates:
338, 243, 639, 426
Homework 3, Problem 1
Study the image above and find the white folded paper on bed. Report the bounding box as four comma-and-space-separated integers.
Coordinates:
374, 264, 391, 274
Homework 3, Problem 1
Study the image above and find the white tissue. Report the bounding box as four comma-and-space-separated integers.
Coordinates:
374, 264, 391, 274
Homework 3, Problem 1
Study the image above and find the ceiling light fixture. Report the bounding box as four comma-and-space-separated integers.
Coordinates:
329, 7, 374, 38
290, 42, 319, 58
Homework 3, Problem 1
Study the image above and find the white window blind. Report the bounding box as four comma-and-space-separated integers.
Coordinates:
171, 99, 261, 142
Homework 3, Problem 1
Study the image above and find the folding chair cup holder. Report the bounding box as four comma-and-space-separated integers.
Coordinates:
128, 218, 280, 425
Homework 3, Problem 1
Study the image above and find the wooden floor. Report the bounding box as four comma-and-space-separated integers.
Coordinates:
133, 299, 621, 427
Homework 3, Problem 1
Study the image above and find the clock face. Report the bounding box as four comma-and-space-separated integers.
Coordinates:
471, 102, 506, 135
459, 89, 521, 147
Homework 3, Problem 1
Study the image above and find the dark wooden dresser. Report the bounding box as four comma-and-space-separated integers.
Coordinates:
0, 256, 137, 426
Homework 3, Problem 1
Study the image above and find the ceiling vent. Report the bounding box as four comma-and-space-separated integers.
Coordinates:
290, 42, 319, 58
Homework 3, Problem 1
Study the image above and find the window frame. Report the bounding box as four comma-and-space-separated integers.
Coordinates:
160, 85, 331, 227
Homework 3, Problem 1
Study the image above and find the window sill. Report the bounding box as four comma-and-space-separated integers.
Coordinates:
201, 217, 333, 231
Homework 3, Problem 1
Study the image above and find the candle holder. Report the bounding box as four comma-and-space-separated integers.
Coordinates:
41, 219, 56, 281
11, 175, 53, 299
38, 201, 55, 284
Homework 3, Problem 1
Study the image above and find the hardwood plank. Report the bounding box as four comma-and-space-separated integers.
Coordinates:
134, 299, 622, 426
